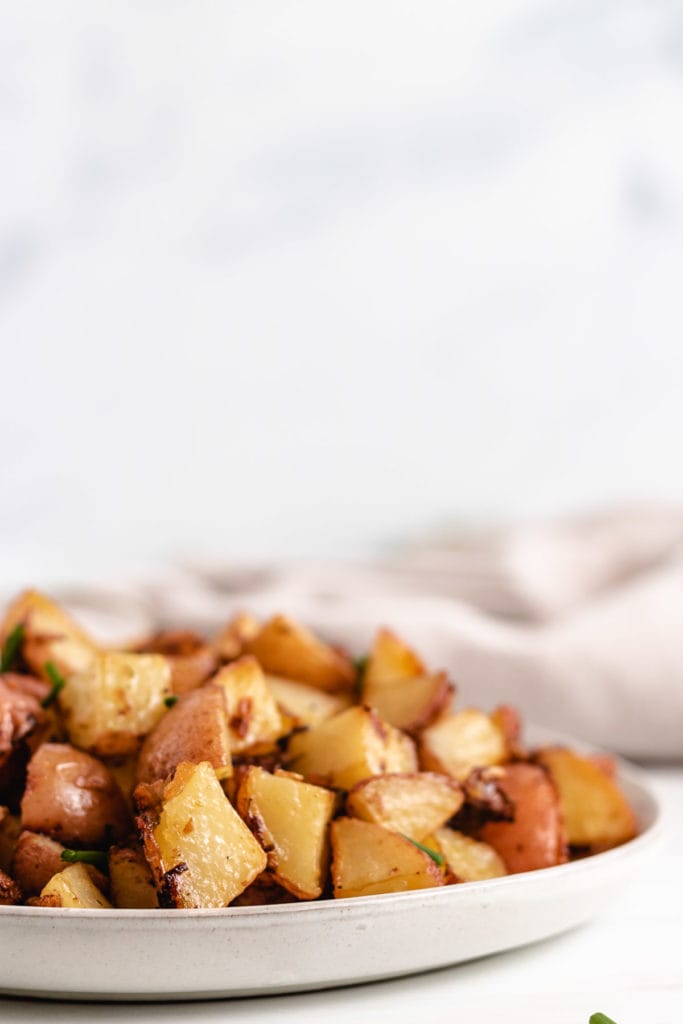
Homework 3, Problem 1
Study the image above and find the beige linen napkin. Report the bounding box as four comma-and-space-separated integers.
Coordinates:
45, 507, 683, 761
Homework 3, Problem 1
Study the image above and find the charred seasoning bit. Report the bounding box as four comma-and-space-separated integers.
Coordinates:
229, 697, 253, 739
158, 862, 189, 908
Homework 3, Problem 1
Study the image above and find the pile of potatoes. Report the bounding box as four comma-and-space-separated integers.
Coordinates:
0, 590, 637, 910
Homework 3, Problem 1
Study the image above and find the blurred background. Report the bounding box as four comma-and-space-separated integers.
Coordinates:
1, 1, 683, 589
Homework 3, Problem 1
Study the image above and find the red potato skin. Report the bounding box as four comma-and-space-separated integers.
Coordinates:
21, 743, 130, 847
478, 763, 568, 874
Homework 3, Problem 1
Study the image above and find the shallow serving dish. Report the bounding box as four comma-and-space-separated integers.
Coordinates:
0, 726, 662, 1002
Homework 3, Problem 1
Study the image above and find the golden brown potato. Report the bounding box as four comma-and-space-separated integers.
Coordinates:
40, 862, 111, 908
479, 763, 567, 874
245, 615, 355, 692
237, 766, 336, 899
136, 761, 267, 908
59, 651, 172, 757
287, 705, 414, 790
0, 867, 22, 905
1, 589, 95, 679
331, 817, 444, 898
536, 747, 637, 849
213, 657, 284, 755
363, 628, 425, 687
21, 743, 130, 846
433, 827, 507, 882
363, 671, 454, 734
134, 630, 218, 696
0, 808, 21, 873
108, 845, 158, 908
265, 674, 351, 728
11, 830, 108, 897
136, 684, 232, 784
419, 708, 509, 781
0, 674, 49, 771
346, 772, 463, 842
213, 613, 261, 663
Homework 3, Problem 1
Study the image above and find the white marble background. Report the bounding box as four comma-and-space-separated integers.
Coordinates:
1, 1, 683, 587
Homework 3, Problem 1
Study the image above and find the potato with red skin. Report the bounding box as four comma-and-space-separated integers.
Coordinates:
0, 674, 49, 770
134, 630, 218, 696
21, 743, 130, 847
478, 763, 567, 874
12, 829, 109, 896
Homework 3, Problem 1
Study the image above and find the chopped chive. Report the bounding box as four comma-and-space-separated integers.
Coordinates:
61, 849, 108, 870
401, 835, 444, 867
164, 695, 179, 708
590, 1015, 618, 1024
354, 655, 369, 677
1, 623, 25, 672
41, 661, 67, 708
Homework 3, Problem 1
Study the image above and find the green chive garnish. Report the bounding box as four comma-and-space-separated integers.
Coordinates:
41, 661, 67, 708
354, 655, 369, 678
61, 849, 108, 870
1, 623, 25, 672
401, 835, 444, 867
590, 1015, 618, 1024
164, 695, 179, 708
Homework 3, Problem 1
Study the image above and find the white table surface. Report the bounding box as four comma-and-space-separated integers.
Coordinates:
0, 767, 680, 1024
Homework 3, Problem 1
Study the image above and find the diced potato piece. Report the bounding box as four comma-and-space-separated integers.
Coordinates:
59, 651, 172, 757
134, 630, 218, 696
137, 761, 266, 908
21, 743, 130, 846
363, 628, 425, 688
40, 862, 111, 908
536, 747, 637, 849
0, 808, 21, 873
136, 684, 232, 784
213, 613, 261, 662
363, 671, 454, 733
0, 675, 49, 771
11, 829, 108, 896
1, 589, 96, 678
245, 615, 355, 692
479, 763, 567, 874
237, 766, 336, 899
266, 675, 351, 728
213, 657, 283, 754
347, 772, 463, 841
109, 846, 158, 909
105, 755, 138, 812
384, 724, 419, 773
433, 827, 507, 882
331, 818, 444, 898
287, 706, 404, 790
0, 867, 22, 905
419, 709, 508, 781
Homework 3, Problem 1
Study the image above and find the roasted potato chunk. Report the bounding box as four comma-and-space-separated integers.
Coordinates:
21, 743, 130, 846
11, 829, 108, 896
237, 766, 336, 899
0, 867, 22, 905
59, 651, 172, 757
213, 657, 284, 754
245, 615, 355, 692
265, 675, 351, 728
536, 747, 637, 849
433, 827, 507, 882
109, 845, 158, 908
134, 630, 218, 696
346, 772, 463, 842
0, 808, 21, 872
1, 589, 95, 679
360, 628, 453, 732
479, 763, 567, 874
287, 705, 414, 790
136, 761, 266, 908
136, 683, 232, 784
331, 818, 444, 898
0, 674, 49, 770
213, 613, 260, 663
419, 708, 509, 781
40, 862, 111, 908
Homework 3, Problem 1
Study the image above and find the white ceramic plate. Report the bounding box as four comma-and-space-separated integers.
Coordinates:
0, 727, 661, 1002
